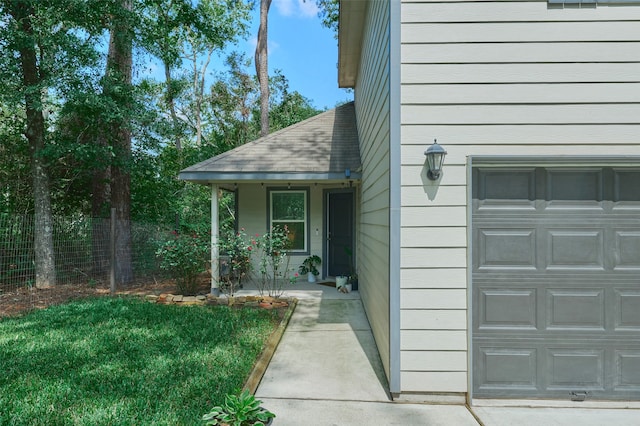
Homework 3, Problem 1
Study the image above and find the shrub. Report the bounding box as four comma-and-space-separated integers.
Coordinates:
156, 230, 210, 295
254, 226, 297, 297
218, 228, 254, 296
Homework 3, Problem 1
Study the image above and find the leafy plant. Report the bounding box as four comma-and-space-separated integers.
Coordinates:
218, 228, 254, 295
344, 245, 357, 284
298, 254, 321, 276
255, 225, 296, 297
202, 390, 275, 426
156, 230, 210, 295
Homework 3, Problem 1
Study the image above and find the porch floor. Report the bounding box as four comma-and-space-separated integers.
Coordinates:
227, 278, 361, 301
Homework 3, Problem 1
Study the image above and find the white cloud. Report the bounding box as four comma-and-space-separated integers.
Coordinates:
273, 0, 294, 17
273, 0, 318, 18
297, 0, 319, 17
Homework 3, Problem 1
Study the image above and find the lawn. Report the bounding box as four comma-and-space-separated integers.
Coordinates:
0, 297, 282, 425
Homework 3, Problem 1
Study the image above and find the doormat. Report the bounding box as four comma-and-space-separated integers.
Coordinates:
316, 281, 336, 288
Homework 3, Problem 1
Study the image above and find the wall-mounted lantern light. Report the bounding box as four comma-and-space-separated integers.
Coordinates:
424, 139, 447, 180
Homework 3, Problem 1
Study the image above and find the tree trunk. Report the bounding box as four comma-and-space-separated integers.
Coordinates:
163, 63, 182, 150
12, 1, 56, 288
91, 159, 111, 277
105, 0, 134, 285
255, 0, 272, 137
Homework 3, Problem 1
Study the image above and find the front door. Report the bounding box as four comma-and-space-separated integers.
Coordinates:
326, 190, 354, 277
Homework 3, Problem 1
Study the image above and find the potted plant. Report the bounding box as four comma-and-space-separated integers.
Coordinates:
344, 246, 358, 291
298, 254, 321, 283
336, 275, 348, 290
202, 390, 275, 425
348, 272, 358, 292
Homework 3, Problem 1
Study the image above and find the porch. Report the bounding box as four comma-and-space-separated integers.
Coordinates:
179, 102, 361, 296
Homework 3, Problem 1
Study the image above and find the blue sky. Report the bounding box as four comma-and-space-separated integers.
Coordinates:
241, 0, 352, 110
140, 1, 350, 111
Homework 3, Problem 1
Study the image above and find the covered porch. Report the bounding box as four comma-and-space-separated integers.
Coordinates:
179, 102, 361, 295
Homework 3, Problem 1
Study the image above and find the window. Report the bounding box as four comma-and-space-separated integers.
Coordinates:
268, 188, 309, 252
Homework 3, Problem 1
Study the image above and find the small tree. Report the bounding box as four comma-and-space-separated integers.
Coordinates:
255, 226, 297, 297
218, 228, 254, 296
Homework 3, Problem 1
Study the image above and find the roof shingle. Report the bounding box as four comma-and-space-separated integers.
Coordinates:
179, 102, 360, 183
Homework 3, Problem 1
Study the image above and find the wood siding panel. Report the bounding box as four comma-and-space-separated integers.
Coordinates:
398, 0, 640, 396
355, 0, 392, 384
401, 226, 467, 247
403, 144, 640, 167
401, 247, 467, 268
402, 22, 640, 43
401, 309, 468, 330
403, 63, 640, 84
401, 186, 466, 207
401, 351, 468, 371
402, 2, 640, 22
402, 104, 640, 125
401, 164, 468, 185
401, 372, 468, 392
401, 330, 468, 350
401, 267, 468, 289
401, 125, 640, 145
401, 289, 468, 310
401, 206, 467, 227
402, 83, 640, 104
403, 43, 640, 65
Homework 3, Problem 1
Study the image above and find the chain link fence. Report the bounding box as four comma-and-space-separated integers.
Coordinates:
0, 213, 179, 315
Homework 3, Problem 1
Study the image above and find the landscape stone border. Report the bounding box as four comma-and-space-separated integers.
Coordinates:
145, 293, 293, 309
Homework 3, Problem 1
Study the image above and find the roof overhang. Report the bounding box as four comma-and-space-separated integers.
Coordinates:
178, 102, 361, 186
338, 0, 367, 88
179, 171, 362, 184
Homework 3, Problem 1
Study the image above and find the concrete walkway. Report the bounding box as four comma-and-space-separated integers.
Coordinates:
239, 282, 478, 425
236, 281, 640, 425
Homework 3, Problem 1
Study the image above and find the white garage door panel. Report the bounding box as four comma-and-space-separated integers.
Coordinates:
472, 166, 640, 400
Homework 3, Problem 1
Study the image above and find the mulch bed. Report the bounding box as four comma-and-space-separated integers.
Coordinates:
0, 276, 291, 318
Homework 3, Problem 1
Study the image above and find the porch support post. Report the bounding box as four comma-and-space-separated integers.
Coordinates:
210, 184, 220, 296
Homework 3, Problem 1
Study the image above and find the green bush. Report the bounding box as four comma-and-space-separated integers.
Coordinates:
218, 228, 254, 296
156, 230, 210, 295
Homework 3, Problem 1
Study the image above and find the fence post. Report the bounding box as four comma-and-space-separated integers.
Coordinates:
110, 208, 116, 295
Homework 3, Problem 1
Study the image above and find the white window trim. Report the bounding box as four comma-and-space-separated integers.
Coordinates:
267, 188, 309, 253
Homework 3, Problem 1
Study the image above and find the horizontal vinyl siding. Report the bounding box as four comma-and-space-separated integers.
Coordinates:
401, 267, 467, 289
401, 125, 640, 145
398, 0, 640, 396
355, 0, 393, 383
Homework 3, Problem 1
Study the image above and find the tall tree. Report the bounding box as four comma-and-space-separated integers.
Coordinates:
1, 0, 108, 286
209, 52, 259, 151
140, 0, 251, 148
6, 1, 56, 288
255, 0, 272, 137
104, 0, 135, 284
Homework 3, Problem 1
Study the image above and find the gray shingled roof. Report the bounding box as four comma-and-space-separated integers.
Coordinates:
179, 102, 361, 183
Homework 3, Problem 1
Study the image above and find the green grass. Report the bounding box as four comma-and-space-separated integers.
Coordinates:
0, 297, 281, 425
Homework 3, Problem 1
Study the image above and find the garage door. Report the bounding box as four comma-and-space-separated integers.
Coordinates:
472, 166, 640, 400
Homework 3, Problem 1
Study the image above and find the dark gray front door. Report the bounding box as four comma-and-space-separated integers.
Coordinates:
472, 166, 640, 400
327, 191, 354, 277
